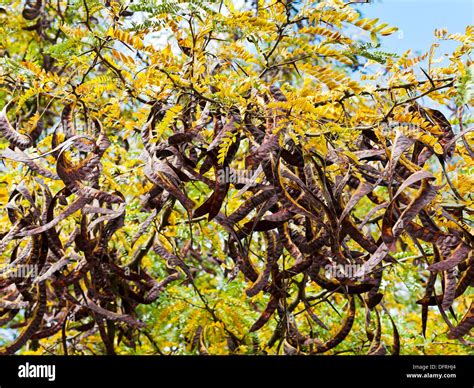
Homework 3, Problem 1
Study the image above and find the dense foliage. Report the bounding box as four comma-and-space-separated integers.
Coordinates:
0, 0, 472, 355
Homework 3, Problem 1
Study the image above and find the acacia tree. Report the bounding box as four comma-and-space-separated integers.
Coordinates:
0, 0, 472, 355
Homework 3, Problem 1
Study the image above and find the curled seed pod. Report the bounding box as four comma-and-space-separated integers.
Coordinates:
0, 102, 33, 150
22, 0, 42, 20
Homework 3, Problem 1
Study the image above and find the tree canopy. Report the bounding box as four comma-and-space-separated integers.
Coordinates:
0, 0, 472, 355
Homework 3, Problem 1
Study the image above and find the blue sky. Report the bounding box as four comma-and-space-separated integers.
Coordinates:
354, 0, 473, 56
